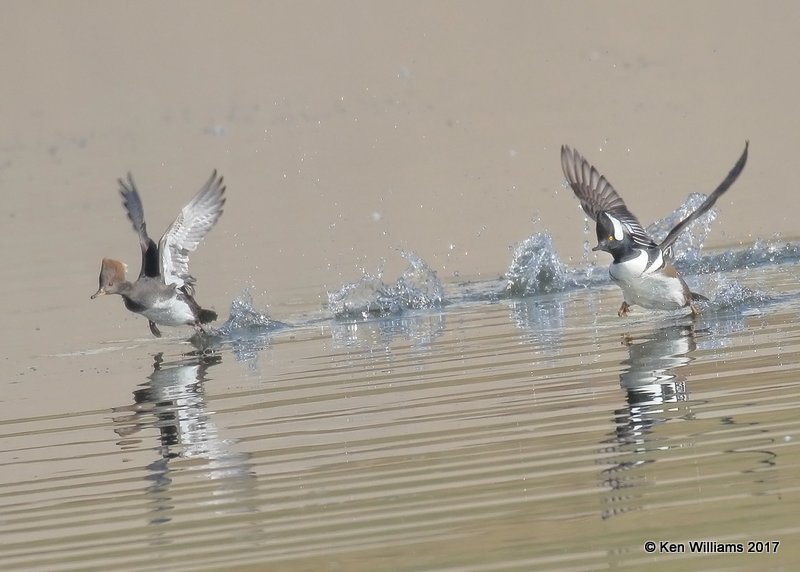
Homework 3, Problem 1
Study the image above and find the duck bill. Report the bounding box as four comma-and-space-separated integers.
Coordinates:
591, 244, 608, 253
90, 288, 106, 299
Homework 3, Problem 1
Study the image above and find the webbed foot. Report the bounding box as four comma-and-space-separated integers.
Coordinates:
617, 301, 631, 317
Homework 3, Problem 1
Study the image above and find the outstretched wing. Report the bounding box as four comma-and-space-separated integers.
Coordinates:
118, 173, 160, 278
561, 145, 658, 249
658, 141, 749, 251
158, 170, 226, 294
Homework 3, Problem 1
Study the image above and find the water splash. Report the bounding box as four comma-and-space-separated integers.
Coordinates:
499, 191, 800, 308
639, 196, 800, 274
701, 273, 774, 310
327, 251, 445, 318
689, 239, 800, 274
204, 291, 287, 364
646, 193, 716, 266
506, 233, 574, 296
216, 290, 280, 334
394, 251, 445, 309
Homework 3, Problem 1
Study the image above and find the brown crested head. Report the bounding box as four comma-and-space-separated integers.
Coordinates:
91, 258, 128, 298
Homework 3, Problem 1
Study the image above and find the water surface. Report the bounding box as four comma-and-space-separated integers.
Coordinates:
3, 250, 799, 571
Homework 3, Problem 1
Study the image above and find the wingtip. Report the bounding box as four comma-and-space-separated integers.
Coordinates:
118, 171, 137, 194
206, 169, 225, 195
560, 145, 588, 174
560, 144, 581, 182
735, 140, 749, 171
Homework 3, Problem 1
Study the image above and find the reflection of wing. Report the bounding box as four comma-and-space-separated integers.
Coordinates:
561, 146, 657, 248
158, 171, 226, 293
118, 173, 160, 278
658, 141, 748, 250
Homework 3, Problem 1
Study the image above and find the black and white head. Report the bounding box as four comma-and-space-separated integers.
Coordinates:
593, 211, 637, 255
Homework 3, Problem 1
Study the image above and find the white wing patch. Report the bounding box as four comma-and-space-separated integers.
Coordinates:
158, 171, 226, 294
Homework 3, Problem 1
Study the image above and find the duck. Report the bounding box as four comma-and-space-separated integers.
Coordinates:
561, 142, 748, 317
91, 171, 226, 337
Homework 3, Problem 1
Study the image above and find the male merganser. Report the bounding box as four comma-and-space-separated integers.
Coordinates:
561, 142, 748, 317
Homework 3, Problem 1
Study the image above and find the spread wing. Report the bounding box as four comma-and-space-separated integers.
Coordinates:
561, 145, 658, 249
118, 173, 160, 279
658, 141, 749, 251
158, 170, 226, 294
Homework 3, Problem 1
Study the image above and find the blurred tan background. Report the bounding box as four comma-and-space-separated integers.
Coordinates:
1, 1, 796, 348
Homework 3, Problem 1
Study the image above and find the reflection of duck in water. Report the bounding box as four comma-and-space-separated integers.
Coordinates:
620, 324, 696, 395
113, 353, 256, 528
600, 324, 697, 519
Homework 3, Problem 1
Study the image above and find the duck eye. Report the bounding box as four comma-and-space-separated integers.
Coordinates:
608, 235, 615, 241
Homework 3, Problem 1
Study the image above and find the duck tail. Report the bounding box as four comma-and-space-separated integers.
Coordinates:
690, 291, 709, 302
198, 308, 218, 324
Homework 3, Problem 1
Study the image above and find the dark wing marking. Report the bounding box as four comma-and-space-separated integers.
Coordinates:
561, 145, 657, 248
658, 141, 749, 251
118, 173, 160, 279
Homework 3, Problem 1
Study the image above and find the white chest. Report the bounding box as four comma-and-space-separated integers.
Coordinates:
609, 249, 662, 281
608, 250, 688, 310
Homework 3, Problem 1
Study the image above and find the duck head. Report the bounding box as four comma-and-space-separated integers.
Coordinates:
593, 212, 632, 255
91, 258, 128, 298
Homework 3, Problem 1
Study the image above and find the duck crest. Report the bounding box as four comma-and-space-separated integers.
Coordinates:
99, 258, 127, 284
